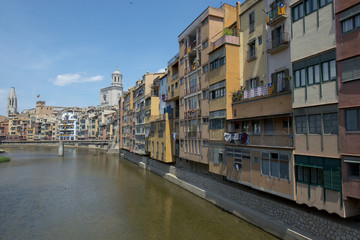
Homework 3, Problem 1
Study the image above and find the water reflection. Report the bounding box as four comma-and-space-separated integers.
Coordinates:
0, 145, 277, 240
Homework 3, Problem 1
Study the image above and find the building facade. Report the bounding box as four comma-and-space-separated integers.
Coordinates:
335, 0, 360, 213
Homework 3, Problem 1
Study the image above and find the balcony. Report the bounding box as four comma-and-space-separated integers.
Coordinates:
187, 40, 197, 54
184, 109, 201, 119
184, 84, 201, 95
171, 72, 179, 81
224, 132, 293, 148
267, 32, 290, 54
211, 29, 240, 51
266, 3, 287, 27
168, 53, 179, 66
238, 79, 291, 102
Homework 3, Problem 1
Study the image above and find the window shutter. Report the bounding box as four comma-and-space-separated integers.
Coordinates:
354, 56, 360, 80
246, 80, 250, 90
256, 77, 260, 87
284, 68, 290, 90
341, 58, 354, 82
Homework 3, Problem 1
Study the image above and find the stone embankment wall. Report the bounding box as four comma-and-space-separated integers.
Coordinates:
120, 150, 360, 240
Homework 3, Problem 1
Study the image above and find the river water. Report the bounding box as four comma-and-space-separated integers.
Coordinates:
0, 145, 277, 240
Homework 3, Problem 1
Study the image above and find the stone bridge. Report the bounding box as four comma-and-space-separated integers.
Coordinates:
0, 140, 110, 149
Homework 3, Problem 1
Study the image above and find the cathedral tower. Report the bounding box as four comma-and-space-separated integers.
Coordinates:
7, 87, 18, 117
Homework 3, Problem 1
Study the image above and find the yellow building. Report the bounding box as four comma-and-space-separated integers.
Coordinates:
121, 88, 134, 151
167, 53, 180, 159
147, 113, 174, 163
208, 20, 240, 176
178, 3, 237, 169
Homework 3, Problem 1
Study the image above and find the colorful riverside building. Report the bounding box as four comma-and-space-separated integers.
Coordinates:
223, 0, 294, 200
290, 0, 360, 217
121, 88, 134, 152
146, 73, 176, 163
166, 53, 180, 160
178, 3, 237, 171
133, 72, 164, 155
115, 1, 360, 217
59, 112, 79, 141
335, 1, 360, 213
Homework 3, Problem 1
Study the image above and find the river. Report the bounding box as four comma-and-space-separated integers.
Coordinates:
0, 145, 277, 240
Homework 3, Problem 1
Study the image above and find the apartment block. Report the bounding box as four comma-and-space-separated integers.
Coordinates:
133, 72, 164, 155
167, 53, 181, 159
146, 73, 175, 163
178, 4, 237, 169
289, 0, 354, 217
121, 88, 134, 152
335, 0, 360, 214
219, 0, 295, 200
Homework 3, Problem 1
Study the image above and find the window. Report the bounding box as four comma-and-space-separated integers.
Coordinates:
202, 40, 208, 49
245, 77, 260, 90
348, 163, 360, 179
341, 55, 360, 82
342, 14, 360, 34
180, 98, 184, 106
203, 90, 208, 99
296, 156, 341, 191
202, 65, 208, 73
319, 0, 332, 7
242, 121, 250, 133
294, 68, 306, 87
309, 114, 321, 134
323, 113, 338, 134
305, 0, 317, 15
175, 82, 178, 88
264, 118, 274, 135
180, 77, 184, 85
180, 58, 184, 65
209, 87, 225, 100
210, 119, 225, 129
248, 40, 256, 60
322, 60, 336, 82
249, 11, 255, 32
292, 3, 304, 22
295, 116, 307, 134
253, 120, 261, 135
210, 57, 225, 71
261, 152, 270, 175
346, 108, 360, 131
258, 36, 262, 45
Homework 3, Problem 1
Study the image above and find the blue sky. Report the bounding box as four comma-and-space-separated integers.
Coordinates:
0, 0, 241, 116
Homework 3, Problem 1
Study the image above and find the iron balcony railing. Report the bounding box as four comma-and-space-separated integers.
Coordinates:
241, 78, 291, 101
266, 2, 287, 26
267, 32, 290, 53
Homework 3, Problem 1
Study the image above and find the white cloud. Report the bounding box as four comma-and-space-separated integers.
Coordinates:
157, 68, 166, 73
50, 73, 103, 87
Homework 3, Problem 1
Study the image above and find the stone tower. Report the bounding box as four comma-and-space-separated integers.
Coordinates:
7, 87, 18, 117
111, 68, 123, 90
100, 68, 123, 107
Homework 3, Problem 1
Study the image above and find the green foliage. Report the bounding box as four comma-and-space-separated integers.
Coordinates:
0, 156, 10, 163
223, 28, 234, 36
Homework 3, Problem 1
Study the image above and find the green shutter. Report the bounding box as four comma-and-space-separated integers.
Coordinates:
323, 158, 341, 191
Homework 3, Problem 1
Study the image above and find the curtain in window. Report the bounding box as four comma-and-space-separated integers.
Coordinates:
342, 18, 353, 33
355, 15, 360, 28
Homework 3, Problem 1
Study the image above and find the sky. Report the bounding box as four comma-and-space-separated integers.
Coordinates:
0, 0, 242, 116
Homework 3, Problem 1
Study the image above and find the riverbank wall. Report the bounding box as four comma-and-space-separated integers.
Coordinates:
120, 149, 360, 240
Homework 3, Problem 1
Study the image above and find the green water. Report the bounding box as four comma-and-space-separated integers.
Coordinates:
0, 145, 277, 240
